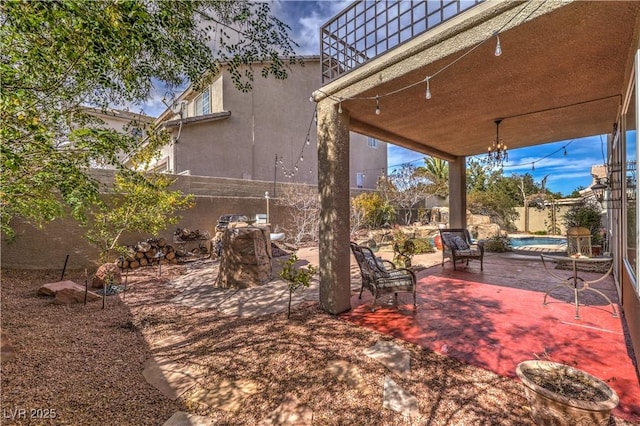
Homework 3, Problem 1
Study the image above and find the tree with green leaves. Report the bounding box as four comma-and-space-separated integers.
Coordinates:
1, 0, 299, 242
352, 192, 395, 229
415, 157, 449, 198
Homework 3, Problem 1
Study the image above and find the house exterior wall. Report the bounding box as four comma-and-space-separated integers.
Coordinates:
157, 58, 386, 189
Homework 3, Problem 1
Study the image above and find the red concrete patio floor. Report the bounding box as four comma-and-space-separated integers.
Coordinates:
341, 252, 640, 423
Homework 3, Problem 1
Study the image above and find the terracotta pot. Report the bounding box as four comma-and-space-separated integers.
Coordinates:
516, 360, 619, 426
434, 235, 442, 250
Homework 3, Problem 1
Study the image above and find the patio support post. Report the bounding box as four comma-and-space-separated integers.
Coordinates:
449, 156, 467, 228
317, 100, 352, 315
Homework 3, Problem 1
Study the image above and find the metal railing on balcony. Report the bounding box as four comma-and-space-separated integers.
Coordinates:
321, 0, 484, 83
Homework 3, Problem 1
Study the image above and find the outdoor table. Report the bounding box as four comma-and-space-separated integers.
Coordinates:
540, 254, 618, 320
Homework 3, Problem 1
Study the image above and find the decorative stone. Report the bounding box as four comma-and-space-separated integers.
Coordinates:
142, 357, 200, 400
91, 262, 122, 289
216, 227, 272, 288
364, 341, 411, 376
258, 394, 313, 425
472, 223, 502, 240
53, 287, 101, 304
327, 360, 372, 394
188, 379, 261, 412
38, 280, 86, 296
382, 376, 419, 417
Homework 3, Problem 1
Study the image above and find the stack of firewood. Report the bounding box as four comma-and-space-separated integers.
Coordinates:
117, 238, 178, 269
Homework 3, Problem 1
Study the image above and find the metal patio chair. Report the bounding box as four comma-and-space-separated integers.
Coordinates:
350, 242, 417, 312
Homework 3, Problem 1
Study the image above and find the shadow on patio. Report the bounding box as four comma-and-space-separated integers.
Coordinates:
341, 252, 640, 423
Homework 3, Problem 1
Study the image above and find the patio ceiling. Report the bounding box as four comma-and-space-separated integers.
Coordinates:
316, 1, 640, 160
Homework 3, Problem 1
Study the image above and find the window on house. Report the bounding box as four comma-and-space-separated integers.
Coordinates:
356, 172, 364, 188
367, 137, 378, 148
194, 88, 210, 116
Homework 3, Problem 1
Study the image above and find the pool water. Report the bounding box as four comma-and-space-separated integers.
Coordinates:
510, 236, 567, 248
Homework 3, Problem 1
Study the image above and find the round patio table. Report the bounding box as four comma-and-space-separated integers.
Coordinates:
540, 254, 618, 320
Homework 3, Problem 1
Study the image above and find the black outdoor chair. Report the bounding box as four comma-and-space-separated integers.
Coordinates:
350, 242, 417, 312
439, 228, 485, 271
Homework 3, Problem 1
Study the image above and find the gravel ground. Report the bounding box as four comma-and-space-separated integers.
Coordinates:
1, 265, 633, 425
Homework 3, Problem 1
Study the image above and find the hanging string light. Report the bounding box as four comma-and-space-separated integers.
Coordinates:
338, 98, 343, 114
494, 32, 502, 56
425, 76, 432, 100
486, 119, 508, 167
310, 1, 546, 108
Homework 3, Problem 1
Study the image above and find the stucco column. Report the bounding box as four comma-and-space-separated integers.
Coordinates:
317, 100, 352, 315
448, 156, 467, 228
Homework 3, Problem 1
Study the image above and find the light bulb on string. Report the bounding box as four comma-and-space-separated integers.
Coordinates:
375, 96, 380, 115
532, 162, 535, 171
425, 77, 432, 100
338, 99, 343, 114
306, 137, 310, 145
563, 147, 567, 156
300, 155, 304, 162
494, 33, 502, 56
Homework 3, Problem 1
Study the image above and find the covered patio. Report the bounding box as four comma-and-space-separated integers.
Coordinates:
313, 0, 640, 397
341, 252, 640, 423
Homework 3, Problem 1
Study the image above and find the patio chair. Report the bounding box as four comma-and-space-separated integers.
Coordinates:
439, 228, 485, 271
350, 242, 417, 312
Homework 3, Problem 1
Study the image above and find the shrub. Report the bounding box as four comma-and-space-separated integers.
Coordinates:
563, 201, 604, 245
483, 235, 512, 252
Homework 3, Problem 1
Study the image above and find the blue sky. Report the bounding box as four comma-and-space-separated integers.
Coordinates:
141, 1, 605, 196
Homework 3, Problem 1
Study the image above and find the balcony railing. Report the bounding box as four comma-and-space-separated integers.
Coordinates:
321, 0, 484, 83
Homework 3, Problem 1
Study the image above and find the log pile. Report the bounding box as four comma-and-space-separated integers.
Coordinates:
117, 237, 178, 269
174, 228, 210, 241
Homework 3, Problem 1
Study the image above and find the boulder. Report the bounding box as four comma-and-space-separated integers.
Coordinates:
467, 213, 491, 226
38, 280, 86, 296
91, 263, 122, 289
216, 227, 272, 289
473, 223, 502, 240
53, 287, 101, 304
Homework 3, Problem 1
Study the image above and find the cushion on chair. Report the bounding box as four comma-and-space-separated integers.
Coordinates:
363, 250, 390, 278
451, 235, 470, 250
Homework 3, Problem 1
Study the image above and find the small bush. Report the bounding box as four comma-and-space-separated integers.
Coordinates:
483, 235, 512, 252
532, 230, 548, 235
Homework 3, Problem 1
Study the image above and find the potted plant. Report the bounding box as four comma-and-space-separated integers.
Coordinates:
516, 360, 619, 425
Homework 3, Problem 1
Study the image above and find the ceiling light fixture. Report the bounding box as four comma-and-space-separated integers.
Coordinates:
487, 119, 508, 167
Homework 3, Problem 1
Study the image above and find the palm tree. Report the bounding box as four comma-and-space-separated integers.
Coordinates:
415, 157, 449, 198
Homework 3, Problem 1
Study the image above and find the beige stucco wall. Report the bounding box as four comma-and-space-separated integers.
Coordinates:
157, 59, 387, 189
514, 204, 577, 235
0, 170, 365, 270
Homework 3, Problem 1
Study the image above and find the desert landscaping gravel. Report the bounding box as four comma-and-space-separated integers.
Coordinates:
1, 265, 635, 425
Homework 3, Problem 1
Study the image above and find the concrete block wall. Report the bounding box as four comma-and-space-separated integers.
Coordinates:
1, 170, 358, 270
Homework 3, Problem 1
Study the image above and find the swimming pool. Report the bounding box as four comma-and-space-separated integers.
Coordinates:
510, 236, 567, 248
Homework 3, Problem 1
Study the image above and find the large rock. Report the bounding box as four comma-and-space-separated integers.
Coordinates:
216, 227, 273, 289
53, 287, 101, 304
467, 213, 491, 226
39, 280, 86, 296
472, 223, 502, 240
92, 263, 122, 289
39, 280, 101, 304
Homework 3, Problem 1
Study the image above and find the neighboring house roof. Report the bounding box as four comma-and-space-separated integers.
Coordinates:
161, 111, 231, 128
